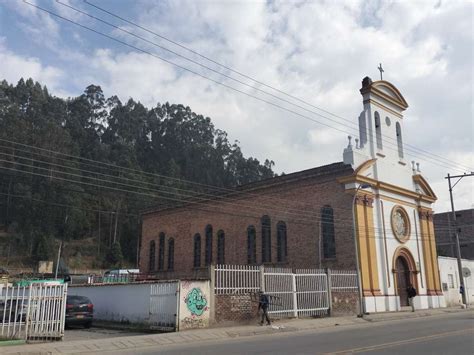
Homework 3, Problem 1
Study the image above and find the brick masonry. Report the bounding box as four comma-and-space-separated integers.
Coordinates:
214, 294, 259, 325
140, 162, 358, 277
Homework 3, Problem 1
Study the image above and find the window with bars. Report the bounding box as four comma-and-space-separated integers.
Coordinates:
321, 206, 336, 259
193, 234, 201, 268
167, 238, 174, 271
448, 274, 455, 288
158, 232, 165, 270
148, 240, 156, 272
277, 221, 287, 263
247, 225, 257, 264
375, 111, 383, 150
396, 122, 404, 159
261, 215, 271, 263
205, 225, 213, 266
217, 230, 225, 264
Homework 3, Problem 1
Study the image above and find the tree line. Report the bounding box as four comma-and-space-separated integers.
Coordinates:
0, 78, 276, 269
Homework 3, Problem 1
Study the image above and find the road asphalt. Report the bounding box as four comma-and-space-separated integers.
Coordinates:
2, 307, 472, 354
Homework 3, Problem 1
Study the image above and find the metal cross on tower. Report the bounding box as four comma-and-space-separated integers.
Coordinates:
378, 63, 384, 80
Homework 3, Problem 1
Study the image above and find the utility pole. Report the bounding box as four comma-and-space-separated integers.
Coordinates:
446, 172, 474, 306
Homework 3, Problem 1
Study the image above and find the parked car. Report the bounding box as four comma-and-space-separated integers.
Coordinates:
0, 299, 28, 322
65, 295, 93, 328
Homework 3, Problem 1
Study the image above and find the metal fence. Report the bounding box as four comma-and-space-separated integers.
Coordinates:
330, 270, 358, 292
0, 283, 67, 341
149, 282, 179, 331
214, 265, 358, 318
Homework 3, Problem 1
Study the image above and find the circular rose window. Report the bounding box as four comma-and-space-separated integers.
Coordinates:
391, 206, 411, 243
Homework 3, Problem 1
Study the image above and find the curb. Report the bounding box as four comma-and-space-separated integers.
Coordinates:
0, 339, 27, 347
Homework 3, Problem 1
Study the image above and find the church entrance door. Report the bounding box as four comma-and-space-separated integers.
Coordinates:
396, 256, 410, 306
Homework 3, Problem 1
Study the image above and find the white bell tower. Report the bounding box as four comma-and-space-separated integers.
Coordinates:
343, 76, 415, 189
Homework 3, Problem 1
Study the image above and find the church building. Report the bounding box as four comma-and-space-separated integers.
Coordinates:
140, 76, 445, 312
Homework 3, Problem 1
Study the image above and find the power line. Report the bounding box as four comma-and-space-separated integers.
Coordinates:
81, 0, 473, 172
23, 1, 471, 174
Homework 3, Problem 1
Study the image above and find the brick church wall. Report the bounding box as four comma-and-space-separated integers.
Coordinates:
141, 162, 358, 276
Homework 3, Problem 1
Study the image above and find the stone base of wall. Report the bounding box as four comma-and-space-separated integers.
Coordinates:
331, 291, 359, 316
215, 294, 259, 325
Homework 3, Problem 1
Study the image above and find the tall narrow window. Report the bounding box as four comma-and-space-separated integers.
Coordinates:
396, 122, 404, 159
167, 238, 174, 271
217, 230, 225, 265
205, 225, 213, 266
359, 113, 367, 147
321, 206, 336, 259
247, 226, 257, 264
148, 240, 156, 272
158, 232, 165, 270
193, 234, 201, 268
277, 221, 287, 263
375, 112, 383, 150
261, 215, 271, 263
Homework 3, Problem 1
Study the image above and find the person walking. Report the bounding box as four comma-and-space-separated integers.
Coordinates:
258, 291, 271, 325
407, 284, 417, 312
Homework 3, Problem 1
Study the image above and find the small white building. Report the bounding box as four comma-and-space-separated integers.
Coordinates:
438, 256, 474, 306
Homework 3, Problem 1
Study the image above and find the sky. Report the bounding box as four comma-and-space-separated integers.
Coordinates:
0, 0, 472, 212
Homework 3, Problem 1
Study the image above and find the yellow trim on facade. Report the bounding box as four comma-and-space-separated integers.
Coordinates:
413, 174, 437, 200
418, 207, 436, 295
363, 99, 404, 118
354, 158, 377, 175
354, 194, 380, 296
338, 174, 437, 203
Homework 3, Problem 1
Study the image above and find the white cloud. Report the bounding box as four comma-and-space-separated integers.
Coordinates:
1, 0, 472, 211
0, 39, 66, 94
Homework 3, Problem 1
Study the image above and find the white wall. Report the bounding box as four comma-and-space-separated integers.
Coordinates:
69, 283, 157, 324
438, 256, 474, 306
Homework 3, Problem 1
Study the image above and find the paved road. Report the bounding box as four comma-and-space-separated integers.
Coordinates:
108, 311, 473, 354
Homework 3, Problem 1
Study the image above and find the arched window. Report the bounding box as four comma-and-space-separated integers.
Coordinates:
261, 215, 271, 263
321, 206, 336, 259
167, 238, 174, 271
205, 225, 213, 266
359, 113, 367, 147
193, 234, 201, 268
375, 112, 383, 150
217, 230, 225, 265
148, 240, 156, 272
396, 122, 404, 159
158, 232, 165, 270
247, 226, 257, 264
277, 221, 287, 263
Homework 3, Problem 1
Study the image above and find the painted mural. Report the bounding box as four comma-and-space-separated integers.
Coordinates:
178, 280, 210, 330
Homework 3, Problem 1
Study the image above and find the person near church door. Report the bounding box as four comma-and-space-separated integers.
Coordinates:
258, 291, 271, 325
407, 284, 417, 312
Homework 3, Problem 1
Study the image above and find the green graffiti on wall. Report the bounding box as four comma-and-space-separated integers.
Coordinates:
185, 287, 208, 316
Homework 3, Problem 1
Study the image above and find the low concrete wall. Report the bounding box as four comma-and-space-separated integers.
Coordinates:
331, 291, 359, 316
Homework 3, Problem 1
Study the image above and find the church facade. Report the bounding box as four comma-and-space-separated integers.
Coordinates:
140, 76, 445, 312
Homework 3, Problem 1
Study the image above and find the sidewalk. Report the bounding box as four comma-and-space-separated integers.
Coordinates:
3, 307, 471, 355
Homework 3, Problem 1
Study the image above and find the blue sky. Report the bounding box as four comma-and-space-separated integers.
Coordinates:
0, 0, 472, 211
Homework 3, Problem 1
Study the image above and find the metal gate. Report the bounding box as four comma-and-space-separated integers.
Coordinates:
149, 281, 179, 331
264, 268, 329, 318
1, 283, 67, 341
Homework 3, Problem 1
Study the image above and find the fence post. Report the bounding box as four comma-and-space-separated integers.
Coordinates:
209, 265, 216, 325
259, 265, 265, 292
292, 273, 298, 318
326, 268, 333, 317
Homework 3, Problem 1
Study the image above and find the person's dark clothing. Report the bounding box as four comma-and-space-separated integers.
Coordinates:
258, 294, 271, 325
407, 286, 417, 298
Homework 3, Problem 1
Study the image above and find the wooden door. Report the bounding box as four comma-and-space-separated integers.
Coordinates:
396, 257, 410, 306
